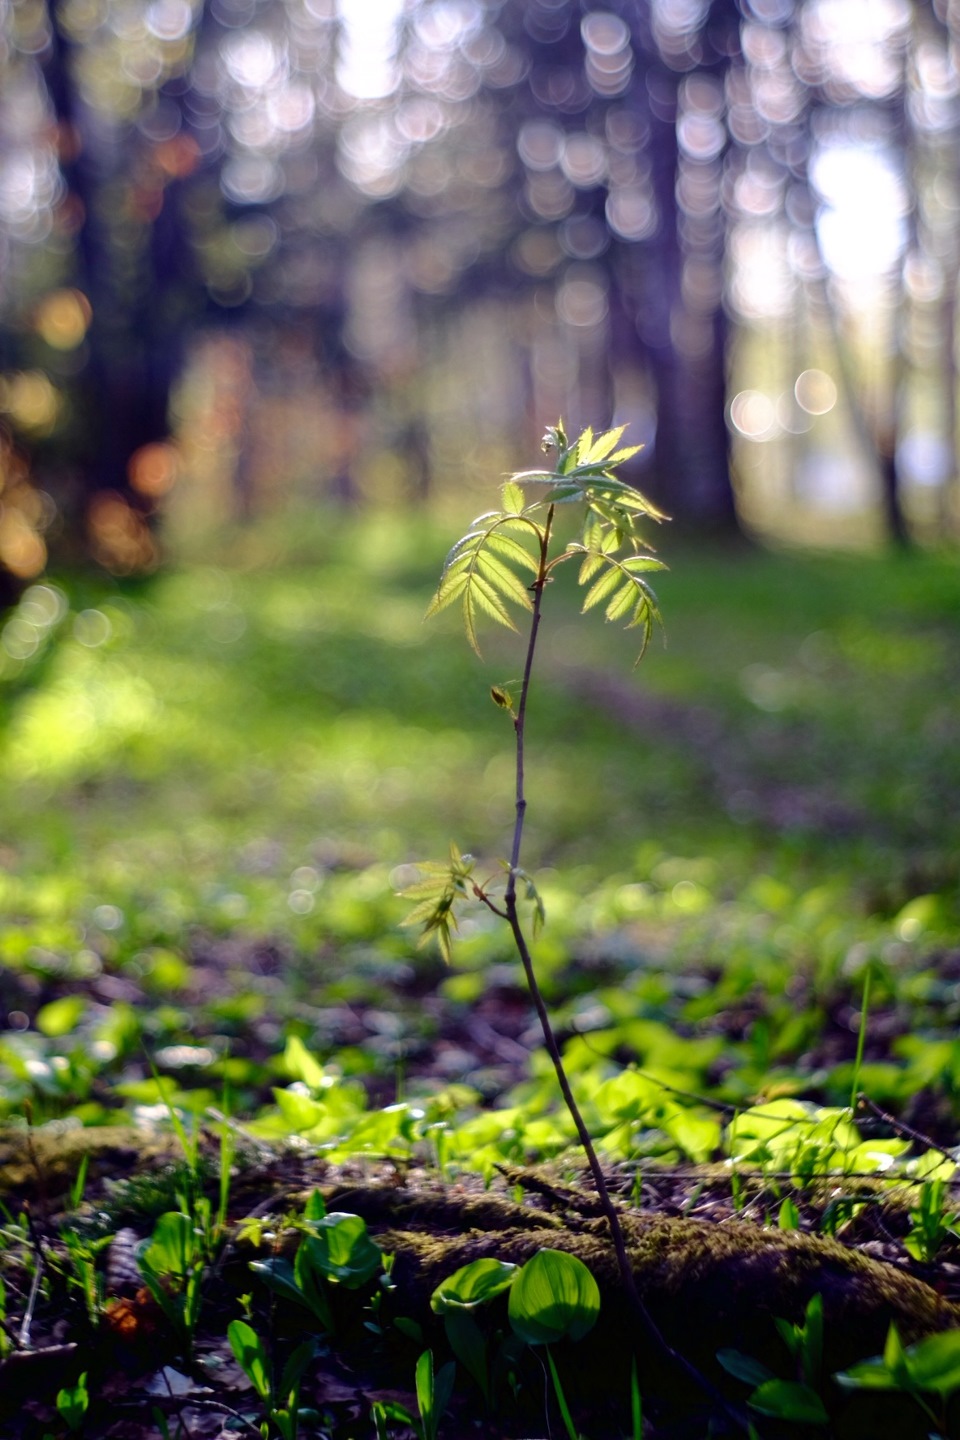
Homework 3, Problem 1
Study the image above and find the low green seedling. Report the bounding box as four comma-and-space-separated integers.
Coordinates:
370, 1349, 455, 1440
777, 1291, 824, 1394
718, 1294, 829, 1428
228, 1317, 318, 1440
55, 1371, 89, 1433
725, 1099, 908, 1183
251, 1206, 383, 1336
508, 1249, 601, 1440
150, 1406, 186, 1440
778, 1197, 801, 1232
904, 1179, 960, 1263
129, 1087, 235, 1358
630, 1357, 643, 1440
59, 1227, 111, 1331
415, 1348, 456, 1440
135, 1210, 205, 1355
430, 1257, 522, 1406
370, 1399, 412, 1439
507, 1249, 601, 1347
429, 1248, 601, 1435
836, 1323, 960, 1435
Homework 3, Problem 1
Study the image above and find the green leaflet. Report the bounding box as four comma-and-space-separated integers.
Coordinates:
398, 844, 476, 964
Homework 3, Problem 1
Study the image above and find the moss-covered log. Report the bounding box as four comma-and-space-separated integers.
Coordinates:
321, 1175, 959, 1376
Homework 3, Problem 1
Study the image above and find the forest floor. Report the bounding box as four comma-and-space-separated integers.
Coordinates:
0, 512, 959, 1437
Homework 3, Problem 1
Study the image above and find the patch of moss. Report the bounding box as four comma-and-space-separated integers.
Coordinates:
0, 1123, 178, 1200
328, 1183, 960, 1382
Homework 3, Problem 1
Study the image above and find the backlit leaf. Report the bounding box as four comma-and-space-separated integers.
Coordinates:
485, 531, 540, 574
501, 480, 525, 513
508, 1250, 600, 1345
601, 444, 644, 466
431, 1258, 518, 1313
584, 425, 627, 465
581, 565, 622, 612
605, 583, 636, 623
748, 1379, 828, 1424
467, 573, 517, 630
577, 551, 605, 586
476, 551, 534, 609
228, 1320, 271, 1401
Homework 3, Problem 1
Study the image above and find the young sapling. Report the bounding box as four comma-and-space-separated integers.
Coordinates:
402, 420, 668, 1324
404, 424, 754, 1424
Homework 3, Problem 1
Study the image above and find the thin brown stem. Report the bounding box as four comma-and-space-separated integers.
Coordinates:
499, 504, 737, 1417
503, 507, 642, 1291
505, 505, 553, 897
474, 888, 509, 922
503, 521, 667, 1319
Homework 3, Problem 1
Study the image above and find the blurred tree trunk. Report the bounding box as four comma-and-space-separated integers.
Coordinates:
39, 0, 202, 564
627, 0, 741, 535
467, 0, 743, 535
785, 5, 912, 548
913, 0, 960, 536
940, 278, 959, 536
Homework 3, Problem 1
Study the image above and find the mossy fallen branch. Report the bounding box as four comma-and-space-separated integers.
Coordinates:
317, 1177, 958, 1370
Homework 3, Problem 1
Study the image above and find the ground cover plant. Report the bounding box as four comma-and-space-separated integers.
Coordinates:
0, 440, 959, 1435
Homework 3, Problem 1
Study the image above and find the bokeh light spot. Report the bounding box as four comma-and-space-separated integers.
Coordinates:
0, 372, 61, 434
129, 441, 180, 498
556, 273, 608, 328
34, 289, 92, 350
74, 609, 113, 648
729, 389, 778, 440
794, 369, 837, 416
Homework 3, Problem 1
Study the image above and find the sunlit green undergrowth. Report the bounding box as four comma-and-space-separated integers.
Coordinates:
0, 510, 958, 1169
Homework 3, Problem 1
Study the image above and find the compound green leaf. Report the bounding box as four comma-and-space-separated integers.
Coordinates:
501, 480, 525, 513
577, 551, 605, 586
584, 425, 628, 465
467, 573, 516, 629
602, 444, 644, 466
576, 425, 595, 461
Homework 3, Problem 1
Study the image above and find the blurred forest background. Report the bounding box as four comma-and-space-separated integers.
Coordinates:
1, 0, 959, 606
